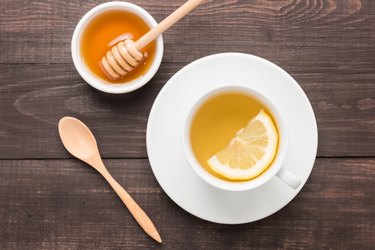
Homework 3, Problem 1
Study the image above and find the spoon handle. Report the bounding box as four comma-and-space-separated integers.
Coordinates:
98, 164, 162, 243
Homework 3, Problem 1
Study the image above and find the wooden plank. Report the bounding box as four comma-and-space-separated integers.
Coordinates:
1, 1, 374, 250
0, 158, 373, 249
0, 63, 374, 158
0, 0, 374, 74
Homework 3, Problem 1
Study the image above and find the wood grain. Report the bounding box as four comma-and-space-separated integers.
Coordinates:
0, 158, 373, 249
1, 0, 374, 73
0, 63, 374, 158
0, 0, 374, 158
1, 0, 375, 249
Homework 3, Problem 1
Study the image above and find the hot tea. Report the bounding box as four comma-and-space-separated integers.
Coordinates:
190, 91, 279, 181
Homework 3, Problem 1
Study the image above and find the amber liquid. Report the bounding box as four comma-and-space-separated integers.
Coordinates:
190, 92, 277, 180
80, 10, 156, 84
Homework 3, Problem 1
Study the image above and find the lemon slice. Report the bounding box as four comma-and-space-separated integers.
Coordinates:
207, 110, 278, 181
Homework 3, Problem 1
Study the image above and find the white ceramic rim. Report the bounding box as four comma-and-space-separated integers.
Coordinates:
71, 1, 164, 94
146, 53, 318, 224
182, 85, 288, 192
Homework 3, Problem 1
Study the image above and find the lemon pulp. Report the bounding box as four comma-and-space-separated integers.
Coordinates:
207, 110, 278, 181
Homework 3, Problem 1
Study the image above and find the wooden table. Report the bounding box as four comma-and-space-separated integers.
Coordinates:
1, 0, 374, 249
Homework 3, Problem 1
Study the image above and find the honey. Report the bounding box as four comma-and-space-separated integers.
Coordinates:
80, 9, 156, 83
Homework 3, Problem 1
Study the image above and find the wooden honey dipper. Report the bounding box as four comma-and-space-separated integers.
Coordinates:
100, 0, 205, 80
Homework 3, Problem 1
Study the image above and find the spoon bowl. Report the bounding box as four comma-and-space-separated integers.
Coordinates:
58, 117, 100, 165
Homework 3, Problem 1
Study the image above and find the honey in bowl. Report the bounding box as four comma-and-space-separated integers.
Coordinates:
80, 9, 156, 84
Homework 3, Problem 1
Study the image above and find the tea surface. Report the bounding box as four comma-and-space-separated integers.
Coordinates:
190, 92, 277, 180
80, 10, 156, 83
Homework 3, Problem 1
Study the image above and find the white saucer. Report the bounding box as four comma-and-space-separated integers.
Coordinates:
146, 53, 318, 224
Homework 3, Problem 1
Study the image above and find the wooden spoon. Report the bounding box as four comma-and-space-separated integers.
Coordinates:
58, 117, 161, 243
100, 0, 205, 80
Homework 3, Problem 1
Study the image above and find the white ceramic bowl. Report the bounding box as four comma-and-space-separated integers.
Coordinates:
71, 1, 164, 94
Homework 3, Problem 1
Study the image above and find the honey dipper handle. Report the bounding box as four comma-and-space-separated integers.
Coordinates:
134, 0, 205, 50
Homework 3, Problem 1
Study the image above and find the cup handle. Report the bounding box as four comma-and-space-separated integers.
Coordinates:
276, 167, 301, 189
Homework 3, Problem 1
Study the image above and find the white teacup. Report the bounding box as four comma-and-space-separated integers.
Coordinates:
182, 85, 301, 192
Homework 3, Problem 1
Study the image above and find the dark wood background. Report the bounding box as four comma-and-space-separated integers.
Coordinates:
1, 0, 374, 249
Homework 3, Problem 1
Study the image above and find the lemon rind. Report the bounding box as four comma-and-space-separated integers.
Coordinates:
207, 110, 278, 181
